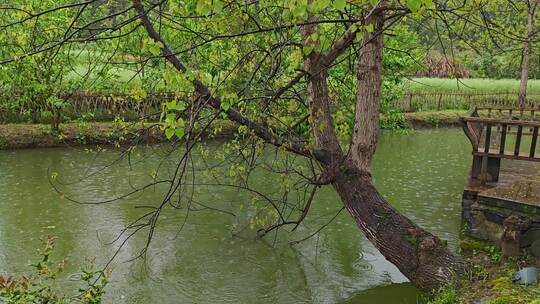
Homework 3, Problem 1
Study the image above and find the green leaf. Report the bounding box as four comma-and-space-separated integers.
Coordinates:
221, 102, 230, 111
165, 128, 175, 139
177, 117, 185, 126
303, 46, 314, 56
214, 0, 224, 12
319, 36, 331, 52
292, 4, 308, 19
365, 24, 374, 33
196, 1, 212, 15
166, 100, 176, 110
175, 101, 186, 111
333, 0, 346, 11
166, 113, 176, 124
405, 0, 422, 12
175, 127, 185, 139
355, 31, 364, 42
149, 42, 161, 56
308, 0, 330, 13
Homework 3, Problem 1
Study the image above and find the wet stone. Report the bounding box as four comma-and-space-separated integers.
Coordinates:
529, 239, 540, 259
521, 228, 540, 248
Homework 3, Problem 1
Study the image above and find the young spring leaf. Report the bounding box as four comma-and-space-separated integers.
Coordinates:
333, 0, 346, 11
365, 24, 374, 33
221, 102, 231, 111
175, 127, 185, 139
165, 128, 175, 139
404, 0, 422, 12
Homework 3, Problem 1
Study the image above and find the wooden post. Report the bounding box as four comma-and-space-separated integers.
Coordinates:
486, 157, 501, 182
484, 123, 492, 154
531, 126, 538, 158
470, 155, 483, 180
501, 216, 528, 258
515, 126, 523, 156
500, 124, 507, 154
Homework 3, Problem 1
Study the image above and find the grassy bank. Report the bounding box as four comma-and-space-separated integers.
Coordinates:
0, 120, 241, 150
0, 111, 466, 150
402, 110, 466, 128
404, 78, 540, 94
429, 239, 540, 304
0, 122, 165, 149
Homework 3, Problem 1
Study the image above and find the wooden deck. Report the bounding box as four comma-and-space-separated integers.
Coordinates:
461, 105, 540, 223
461, 106, 540, 245
465, 159, 540, 207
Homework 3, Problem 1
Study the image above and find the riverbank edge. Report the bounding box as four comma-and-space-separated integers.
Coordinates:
0, 122, 162, 150
0, 110, 466, 150
402, 110, 466, 128
428, 238, 540, 304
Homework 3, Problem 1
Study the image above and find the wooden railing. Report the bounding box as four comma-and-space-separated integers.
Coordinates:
392, 92, 540, 112
61, 92, 176, 115
460, 106, 540, 182
0, 92, 178, 122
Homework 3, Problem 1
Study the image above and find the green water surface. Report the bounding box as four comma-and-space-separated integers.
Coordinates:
0, 128, 471, 303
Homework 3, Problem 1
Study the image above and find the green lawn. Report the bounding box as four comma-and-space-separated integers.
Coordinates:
404, 77, 540, 94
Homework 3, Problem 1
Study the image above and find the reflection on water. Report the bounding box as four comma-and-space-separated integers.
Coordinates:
0, 128, 470, 303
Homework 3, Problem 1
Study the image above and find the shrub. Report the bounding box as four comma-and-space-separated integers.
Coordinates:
428, 287, 458, 304
0, 237, 109, 304
381, 109, 408, 130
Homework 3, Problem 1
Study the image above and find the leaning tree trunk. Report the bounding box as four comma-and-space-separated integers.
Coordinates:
333, 169, 462, 290
519, 3, 536, 108
336, 9, 463, 290
134, 0, 464, 291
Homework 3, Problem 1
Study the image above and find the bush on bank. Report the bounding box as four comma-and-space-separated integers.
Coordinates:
0, 237, 108, 304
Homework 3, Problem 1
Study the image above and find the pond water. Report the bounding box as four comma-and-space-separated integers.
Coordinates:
0, 128, 471, 303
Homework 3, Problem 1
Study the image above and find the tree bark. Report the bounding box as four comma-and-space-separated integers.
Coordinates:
519, 1, 537, 108
333, 170, 463, 290
301, 8, 343, 169
337, 7, 463, 290
350, 13, 384, 172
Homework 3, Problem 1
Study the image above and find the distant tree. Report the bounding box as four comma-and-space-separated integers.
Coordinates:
519, 0, 540, 107
427, 0, 540, 101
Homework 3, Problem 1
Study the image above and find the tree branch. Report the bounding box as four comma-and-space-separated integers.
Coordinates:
132, 0, 313, 159
320, 0, 385, 66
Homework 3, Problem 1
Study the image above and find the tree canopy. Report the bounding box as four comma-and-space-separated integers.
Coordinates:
0, 0, 533, 292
